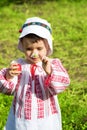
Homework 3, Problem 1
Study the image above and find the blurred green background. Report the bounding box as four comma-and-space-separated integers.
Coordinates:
0, 0, 87, 130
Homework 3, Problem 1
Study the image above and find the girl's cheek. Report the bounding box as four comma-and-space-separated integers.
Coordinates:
25, 51, 31, 56
39, 54, 45, 61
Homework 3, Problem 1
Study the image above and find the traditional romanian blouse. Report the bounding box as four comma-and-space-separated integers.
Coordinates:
0, 58, 70, 130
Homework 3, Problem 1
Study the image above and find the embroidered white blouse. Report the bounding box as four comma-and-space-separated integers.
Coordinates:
0, 58, 70, 130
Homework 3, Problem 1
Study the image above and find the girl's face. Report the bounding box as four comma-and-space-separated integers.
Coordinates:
22, 37, 48, 64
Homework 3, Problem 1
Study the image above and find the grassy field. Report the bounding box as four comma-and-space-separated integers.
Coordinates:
0, 0, 87, 130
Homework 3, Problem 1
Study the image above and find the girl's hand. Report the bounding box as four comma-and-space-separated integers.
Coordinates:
41, 56, 52, 75
6, 63, 21, 81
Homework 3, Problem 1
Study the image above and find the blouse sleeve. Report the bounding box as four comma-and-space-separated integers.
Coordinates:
44, 59, 70, 95
0, 68, 18, 95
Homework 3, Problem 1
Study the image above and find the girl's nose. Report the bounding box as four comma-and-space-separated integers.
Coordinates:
31, 51, 38, 58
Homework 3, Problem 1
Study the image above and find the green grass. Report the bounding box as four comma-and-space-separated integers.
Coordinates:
0, 0, 87, 130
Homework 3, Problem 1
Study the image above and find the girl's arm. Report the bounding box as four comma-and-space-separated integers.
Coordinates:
0, 68, 18, 95
44, 58, 70, 95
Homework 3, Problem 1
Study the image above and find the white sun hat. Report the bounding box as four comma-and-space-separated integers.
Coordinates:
18, 17, 53, 56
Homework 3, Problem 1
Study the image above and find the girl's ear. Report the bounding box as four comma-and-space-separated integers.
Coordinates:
20, 38, 25, 52
43, 39, 50, 56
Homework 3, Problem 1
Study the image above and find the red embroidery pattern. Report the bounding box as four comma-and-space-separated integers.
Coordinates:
24, 83, 32, 120
6, 82, 14, 95
37, 98, 44, 118
13, 74, 22, 115
17, 86, 24, 118
50, 96, 58, 114
52, 59, 67, 72
0, 75, 5, 80
51, 74, 69, 84
35, 76, 44, 118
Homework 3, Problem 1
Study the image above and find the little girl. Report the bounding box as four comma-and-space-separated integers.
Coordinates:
0, 17, 70, 130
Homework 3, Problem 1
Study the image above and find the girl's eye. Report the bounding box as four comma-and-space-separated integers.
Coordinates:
37, 47, 43, 50
26, 48, 32, 51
